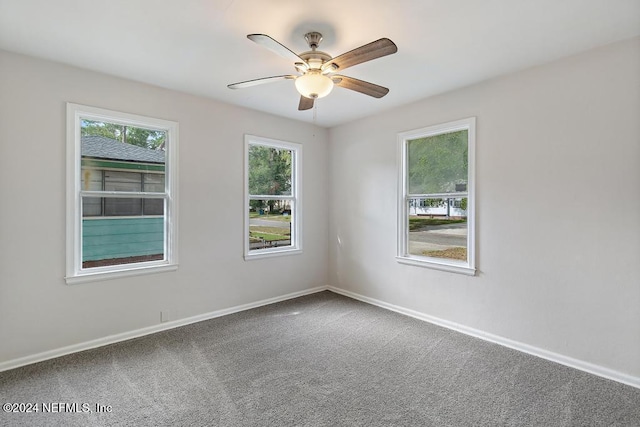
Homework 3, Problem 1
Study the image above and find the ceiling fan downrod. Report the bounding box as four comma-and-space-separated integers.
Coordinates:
304, 32, 323, 50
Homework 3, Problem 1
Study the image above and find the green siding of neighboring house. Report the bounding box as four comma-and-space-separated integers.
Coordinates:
82, 217, 164, 261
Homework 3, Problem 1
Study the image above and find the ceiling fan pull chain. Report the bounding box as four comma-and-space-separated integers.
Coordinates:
313, 102, 318, 126
311, 102, 319, 139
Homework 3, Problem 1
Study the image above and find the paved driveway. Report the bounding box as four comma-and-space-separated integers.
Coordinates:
409, 222, 467, 254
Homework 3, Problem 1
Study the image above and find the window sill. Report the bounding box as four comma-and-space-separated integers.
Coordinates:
244, 247, 302, 261
396, 256, 476, 276
66, 263, 178, 285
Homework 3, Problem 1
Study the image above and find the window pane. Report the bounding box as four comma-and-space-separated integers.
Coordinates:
81, 121, 166, 190
408, 197, 468, 262
248, 145, 292, 196
408, 130, 468, 194
82, 203, 165, 268
248, 199, 292, 251
104, 197, 142, 216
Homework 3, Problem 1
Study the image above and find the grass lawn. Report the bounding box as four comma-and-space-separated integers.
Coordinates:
250, 232, 289, 242
249, 225, 290, 242
422, 247, 467, 260
409, 216, 466, 231
249, 213, 291, 222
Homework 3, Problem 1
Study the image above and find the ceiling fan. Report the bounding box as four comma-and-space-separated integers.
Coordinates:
227, 32, 397, 111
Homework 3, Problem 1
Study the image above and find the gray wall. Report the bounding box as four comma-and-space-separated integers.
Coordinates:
328, 37, 640, 379
0, 50, 329, 363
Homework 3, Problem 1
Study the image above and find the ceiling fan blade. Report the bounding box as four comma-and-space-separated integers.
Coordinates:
332, 75, 389, 98
322, 38, 397, 73
228, 75, 296, 89
247, 34, 307, 64
298, 96, 314, 111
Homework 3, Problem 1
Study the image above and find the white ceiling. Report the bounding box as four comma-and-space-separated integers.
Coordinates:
1, 0, 639, 127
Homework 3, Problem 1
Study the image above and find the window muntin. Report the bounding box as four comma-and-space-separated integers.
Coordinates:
245, 136, 301, 259
66, 104, 178, 283
398, 118, 475, 275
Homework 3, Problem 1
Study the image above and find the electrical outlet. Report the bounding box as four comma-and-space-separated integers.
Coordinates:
161, 310, 171, 323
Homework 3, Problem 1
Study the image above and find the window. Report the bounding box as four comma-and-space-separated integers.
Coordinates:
397, 117, 475, 275
244, 135, 302, 259
66, 103, 178, 284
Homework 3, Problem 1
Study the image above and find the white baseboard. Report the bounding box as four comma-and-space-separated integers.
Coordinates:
0, 286, 329, 373
327, 286, 640, 390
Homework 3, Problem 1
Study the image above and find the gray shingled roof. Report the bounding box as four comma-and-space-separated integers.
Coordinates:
81, 135, 165, 164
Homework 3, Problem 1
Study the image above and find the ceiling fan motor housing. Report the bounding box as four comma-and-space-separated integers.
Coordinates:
299, 51, 331, 70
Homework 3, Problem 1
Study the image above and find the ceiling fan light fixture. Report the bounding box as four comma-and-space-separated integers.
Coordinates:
295, 72, 334, 99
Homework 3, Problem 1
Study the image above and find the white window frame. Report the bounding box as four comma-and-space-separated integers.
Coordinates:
397, 117, 476, 276
244, 135, 302, 260
66, 103, 178, 284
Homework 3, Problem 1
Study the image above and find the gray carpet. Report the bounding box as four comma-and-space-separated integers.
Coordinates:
1, 291, 639, 426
